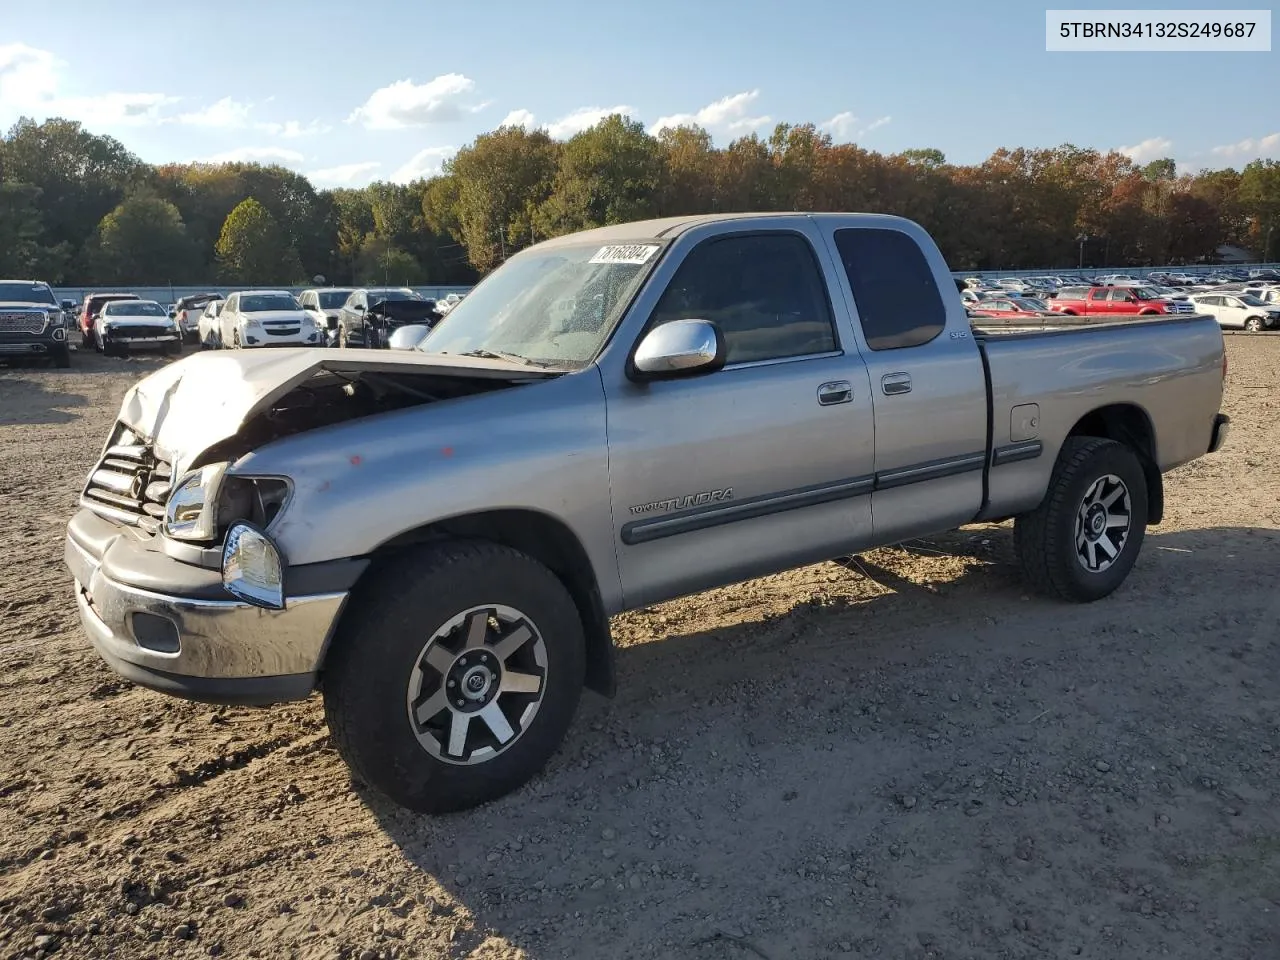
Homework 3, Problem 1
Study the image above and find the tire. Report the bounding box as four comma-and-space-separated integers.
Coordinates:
52, 345, 71, 369
80, 325, 91, 349
232, 329, 242, 349
1244, 316, 1263, 332
322, 540, 586, 813
93, 328, 104, 354
1014, 437, 1148, 603
338, 325, 348, 348
165, 341, 182, 357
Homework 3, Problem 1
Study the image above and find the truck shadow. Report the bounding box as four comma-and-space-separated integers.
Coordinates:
364, 524, 1280, 959
0, 371, 88, 426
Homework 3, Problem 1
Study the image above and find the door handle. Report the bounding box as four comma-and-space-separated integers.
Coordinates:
817, 380, 852, 405
881, 372, 912, 395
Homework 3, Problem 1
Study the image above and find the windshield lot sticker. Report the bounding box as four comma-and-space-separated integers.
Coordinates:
589, 244, 660, 265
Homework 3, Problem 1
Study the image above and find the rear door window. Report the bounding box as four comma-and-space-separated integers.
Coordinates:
833, 228, 946, 350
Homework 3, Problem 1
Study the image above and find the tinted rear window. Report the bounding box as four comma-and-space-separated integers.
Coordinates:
833, 228, 945, 350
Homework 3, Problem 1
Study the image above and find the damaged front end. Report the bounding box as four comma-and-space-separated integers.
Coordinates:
80, 350, 555, 552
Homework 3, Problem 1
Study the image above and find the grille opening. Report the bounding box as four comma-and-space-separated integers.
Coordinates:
81, 425, 172, 530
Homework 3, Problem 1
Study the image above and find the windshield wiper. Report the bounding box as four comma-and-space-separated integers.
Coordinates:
454, 348, 557, 368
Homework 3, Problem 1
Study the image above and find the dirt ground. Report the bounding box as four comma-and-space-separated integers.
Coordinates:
1, 339, 1278, 960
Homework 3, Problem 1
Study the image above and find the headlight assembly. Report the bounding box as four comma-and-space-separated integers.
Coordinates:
164, 463, 228, 540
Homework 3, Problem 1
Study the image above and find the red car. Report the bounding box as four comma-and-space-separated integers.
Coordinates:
967, 296, 1052, 318
1049, 286, 1193, 317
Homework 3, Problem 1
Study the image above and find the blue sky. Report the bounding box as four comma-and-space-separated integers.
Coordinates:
1, 0, 1275, 187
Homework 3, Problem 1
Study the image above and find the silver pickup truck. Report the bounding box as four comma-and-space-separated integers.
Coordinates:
64, 213, 1230, 813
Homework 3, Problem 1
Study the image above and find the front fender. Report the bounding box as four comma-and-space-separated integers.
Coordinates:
229, 367, 623, 610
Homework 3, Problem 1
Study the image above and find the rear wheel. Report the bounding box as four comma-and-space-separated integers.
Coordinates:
1014, 437, 1148, 602
323, 541, 586, 813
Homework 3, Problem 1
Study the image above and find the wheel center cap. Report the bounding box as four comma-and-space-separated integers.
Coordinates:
1084, 503, 1108, 539
460, 665, 493, 701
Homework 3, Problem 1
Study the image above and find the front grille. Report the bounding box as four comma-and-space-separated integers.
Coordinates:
265, 326, 301, 336
107, 324, 170, 340
0, 311, 47, 335
82, 425, 173, 534
1169, 302, 1195, 314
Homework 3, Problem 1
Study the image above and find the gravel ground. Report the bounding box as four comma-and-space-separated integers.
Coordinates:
1, 339, 1278, 960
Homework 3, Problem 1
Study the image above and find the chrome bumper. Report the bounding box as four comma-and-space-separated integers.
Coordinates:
65, 532, 346, 704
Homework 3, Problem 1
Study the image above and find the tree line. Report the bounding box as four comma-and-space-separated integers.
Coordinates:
1, 114, 1278, 286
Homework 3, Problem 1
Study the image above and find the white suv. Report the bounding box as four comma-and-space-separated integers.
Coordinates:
218, 290, 323, 349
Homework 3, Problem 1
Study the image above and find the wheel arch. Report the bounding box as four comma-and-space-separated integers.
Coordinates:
1066, 403, 1162, 524
354, 508, 615, 697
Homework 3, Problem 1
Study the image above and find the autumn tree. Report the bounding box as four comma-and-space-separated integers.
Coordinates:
445, 125, 559, 271
215, 198, 305, 285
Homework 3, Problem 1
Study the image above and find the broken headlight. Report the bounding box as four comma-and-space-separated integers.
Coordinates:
164, 464, 291, 543
164, 463, 228, 541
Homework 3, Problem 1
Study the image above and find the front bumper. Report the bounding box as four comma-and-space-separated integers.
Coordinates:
243, 328, 323, 348
64, 510, 348, 704
0, 327, 69, 354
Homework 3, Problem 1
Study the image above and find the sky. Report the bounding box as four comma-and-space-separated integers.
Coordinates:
1, 0, 1276, 188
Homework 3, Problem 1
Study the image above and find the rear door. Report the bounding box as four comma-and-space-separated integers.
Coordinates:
820, 222, 988, 543
602, 224, 877, 609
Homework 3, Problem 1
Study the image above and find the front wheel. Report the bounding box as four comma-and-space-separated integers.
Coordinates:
1014, 437, 1148, 603
52, 345, 71, 369
322, 541, 586, 813
1244, 316, 1263, 332
338, 325, 349, 348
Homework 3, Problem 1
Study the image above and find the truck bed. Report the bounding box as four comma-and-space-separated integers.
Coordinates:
971, 312, 1212, 337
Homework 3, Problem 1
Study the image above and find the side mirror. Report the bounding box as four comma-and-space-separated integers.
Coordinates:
632, 319, 725, 378
387, 324, 431, 351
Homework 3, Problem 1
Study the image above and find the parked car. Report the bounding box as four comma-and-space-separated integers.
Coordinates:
63, 212, 1231, 815
218, 290, 323, 349
966, 296, 1053, 318
334, 288, 431, 348
0, 279, 72, 368
1049, 286, 1195, 316
297, 288, 356, 346
173, 294, 224, 344
1188, 292, 1280, 331
196, 299, 226, 349
94, 299, 183, 356
78, 292, 140, 348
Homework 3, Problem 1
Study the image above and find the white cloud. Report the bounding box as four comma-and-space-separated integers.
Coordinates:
203, 146, 306, 164
309, 161, 382, 185
499, 108, 536, 129
818, 111, 892, 142
390, 146, 456, 183
650, 90, 770, 136
1210, 133, 1280, 162
821, 112, 858, 140
176, 96, 252, 128
348, 74, 478, 129
256, 118, 333, 138
547, 105, 634, 139
0, 43, 60, 103
1118, 136, 1174, 164
0, 42, 177, 126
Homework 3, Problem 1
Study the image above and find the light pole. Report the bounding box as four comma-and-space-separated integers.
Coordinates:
1077, 233, 1088, 269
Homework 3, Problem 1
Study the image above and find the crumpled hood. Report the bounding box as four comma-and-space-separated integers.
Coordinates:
116, 347, 547, 478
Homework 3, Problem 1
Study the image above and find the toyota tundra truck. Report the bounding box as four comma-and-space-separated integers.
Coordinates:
63, 213, 1231, 814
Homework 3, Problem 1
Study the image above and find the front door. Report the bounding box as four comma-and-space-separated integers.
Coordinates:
602, 228, 877, 610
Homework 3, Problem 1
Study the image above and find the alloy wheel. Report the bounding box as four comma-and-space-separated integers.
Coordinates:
1074, 473, 1131, 573
406, 605, 548, 765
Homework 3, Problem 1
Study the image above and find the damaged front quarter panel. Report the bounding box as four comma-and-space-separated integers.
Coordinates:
114, 349, 553, 479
